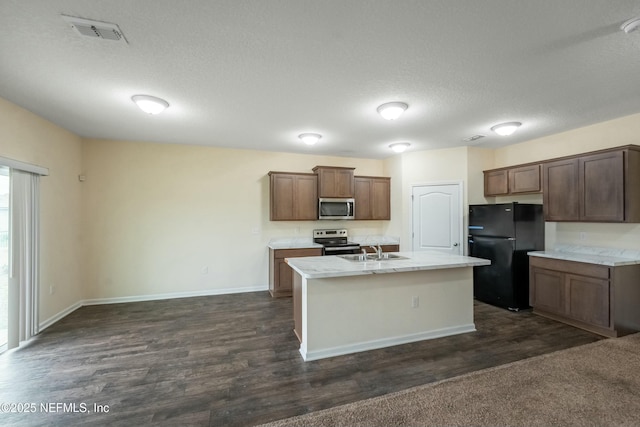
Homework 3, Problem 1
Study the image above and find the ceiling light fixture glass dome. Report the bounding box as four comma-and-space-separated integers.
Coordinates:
389, 142, 411, 153
298, 133, 322, 145
491, 122, 522, 136
377, 102, 408, 120
621, 17, 640, 34
132, 94, 169, 115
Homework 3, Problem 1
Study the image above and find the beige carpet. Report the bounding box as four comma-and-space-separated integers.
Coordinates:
259, 334, 640, 427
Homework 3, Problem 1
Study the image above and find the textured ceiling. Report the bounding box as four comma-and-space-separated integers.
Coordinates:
1, 0, 639, 159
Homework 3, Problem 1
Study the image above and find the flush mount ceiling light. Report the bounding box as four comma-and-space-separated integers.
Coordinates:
621, 17, 640, 34
491, 122, 522, 136
389, 142, 411, 153
131, 95, 169, 115
298, 133, 322, 145
377, 102, 408, 120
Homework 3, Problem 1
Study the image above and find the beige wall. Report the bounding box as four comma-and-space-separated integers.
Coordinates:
466, 147, 495, 205
494, 112, 640, 167
492, 112, 640, 250
386, 147, 470, 251
0, 97, 84, 324
382, 154, 403, 240
3, 90, 640, 324
82, 139, 387, 299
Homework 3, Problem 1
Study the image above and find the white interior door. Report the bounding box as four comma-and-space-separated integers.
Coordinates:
412, 183, 462, 255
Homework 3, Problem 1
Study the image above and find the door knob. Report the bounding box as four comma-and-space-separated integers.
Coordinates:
453, 243, 459, 247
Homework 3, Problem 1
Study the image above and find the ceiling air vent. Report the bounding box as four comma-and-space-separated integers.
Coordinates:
463, 134, 485, 143
61, 15, 127, 44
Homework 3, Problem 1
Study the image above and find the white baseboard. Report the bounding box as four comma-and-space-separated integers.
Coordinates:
82, 285, 268, 306
39, 285, 268, 331
39, 300, 83, 331
299, 324, 476, 361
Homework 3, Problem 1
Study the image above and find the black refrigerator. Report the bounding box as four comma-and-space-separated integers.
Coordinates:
468, 203, 544, 311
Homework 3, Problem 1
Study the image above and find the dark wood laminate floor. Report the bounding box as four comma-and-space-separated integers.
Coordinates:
0, 292, 601, 427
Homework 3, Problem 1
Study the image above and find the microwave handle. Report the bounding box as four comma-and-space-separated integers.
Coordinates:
349, 201, 354, 217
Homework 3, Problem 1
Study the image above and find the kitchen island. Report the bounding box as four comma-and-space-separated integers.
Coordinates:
286, 251, 490, 361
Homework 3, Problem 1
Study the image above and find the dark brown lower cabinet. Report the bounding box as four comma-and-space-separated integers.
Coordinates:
529, 256, 640, 337
269, 248, 322, 297
362, 244, 400, 253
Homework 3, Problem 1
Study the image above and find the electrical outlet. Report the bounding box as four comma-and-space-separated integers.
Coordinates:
579, 232, 587, 241
49, 285, 55, 295
411, 296, 419, 308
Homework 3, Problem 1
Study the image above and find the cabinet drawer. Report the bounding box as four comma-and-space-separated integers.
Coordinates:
529, 256, 610, 280
274, 248, 322, 259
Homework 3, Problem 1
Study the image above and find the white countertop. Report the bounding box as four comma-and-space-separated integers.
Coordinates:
267, 238, 321, 250
268, 235, 400, 250
528, 244, 640, 267
350, 235, 400, 246
285, 251, 490, 279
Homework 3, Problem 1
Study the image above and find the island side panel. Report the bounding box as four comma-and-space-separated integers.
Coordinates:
293, 271, 303, 342
301, 267, 474, 361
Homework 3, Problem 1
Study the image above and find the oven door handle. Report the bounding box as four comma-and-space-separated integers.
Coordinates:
323, 245, 361, 252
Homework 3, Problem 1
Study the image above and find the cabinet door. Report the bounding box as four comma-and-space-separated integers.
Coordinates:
508, 164, 541, 194
354, 176, 391, 220
270, 174, 295, 221
295, 174, 318, 220
530, 267, 565, 316
565, 274, 610, 328
580, 151, 624, 222
333, 169, 355, 198
269, 173, 317, 221
316, 167, 355, 198
484, 170, 509, 196
543, 158, 580, 221
371, 178, 391, 220
270, 248, 322, 297
354, 177, 372, 219
276, 258, 293, 293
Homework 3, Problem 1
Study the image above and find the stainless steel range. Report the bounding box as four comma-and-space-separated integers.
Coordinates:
313, 229, 361, 255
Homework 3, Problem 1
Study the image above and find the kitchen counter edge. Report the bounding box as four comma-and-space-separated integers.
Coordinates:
285, 251, 490, 279
528, 251, 640, 267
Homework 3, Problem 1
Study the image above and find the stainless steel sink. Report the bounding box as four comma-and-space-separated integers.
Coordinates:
338, 253, 409, 262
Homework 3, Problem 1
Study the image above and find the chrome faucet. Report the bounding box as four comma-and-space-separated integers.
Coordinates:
361, 248, 368, 260
370, 244, 382, 258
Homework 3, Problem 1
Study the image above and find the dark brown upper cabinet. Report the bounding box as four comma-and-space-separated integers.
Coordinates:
484, 164, 541, 196
509, 164, 542, 194
354, 176, 391, 220
269, 172, 317, 221
313, 166, 355, 198
484, 169, 509, 196
543, 146, 640, 222
543, 158, 580, 221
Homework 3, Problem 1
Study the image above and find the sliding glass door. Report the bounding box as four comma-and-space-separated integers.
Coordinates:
0, 169, 8, 351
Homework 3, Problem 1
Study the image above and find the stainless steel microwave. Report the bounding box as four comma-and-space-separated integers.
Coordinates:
318, 198, 355, 220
